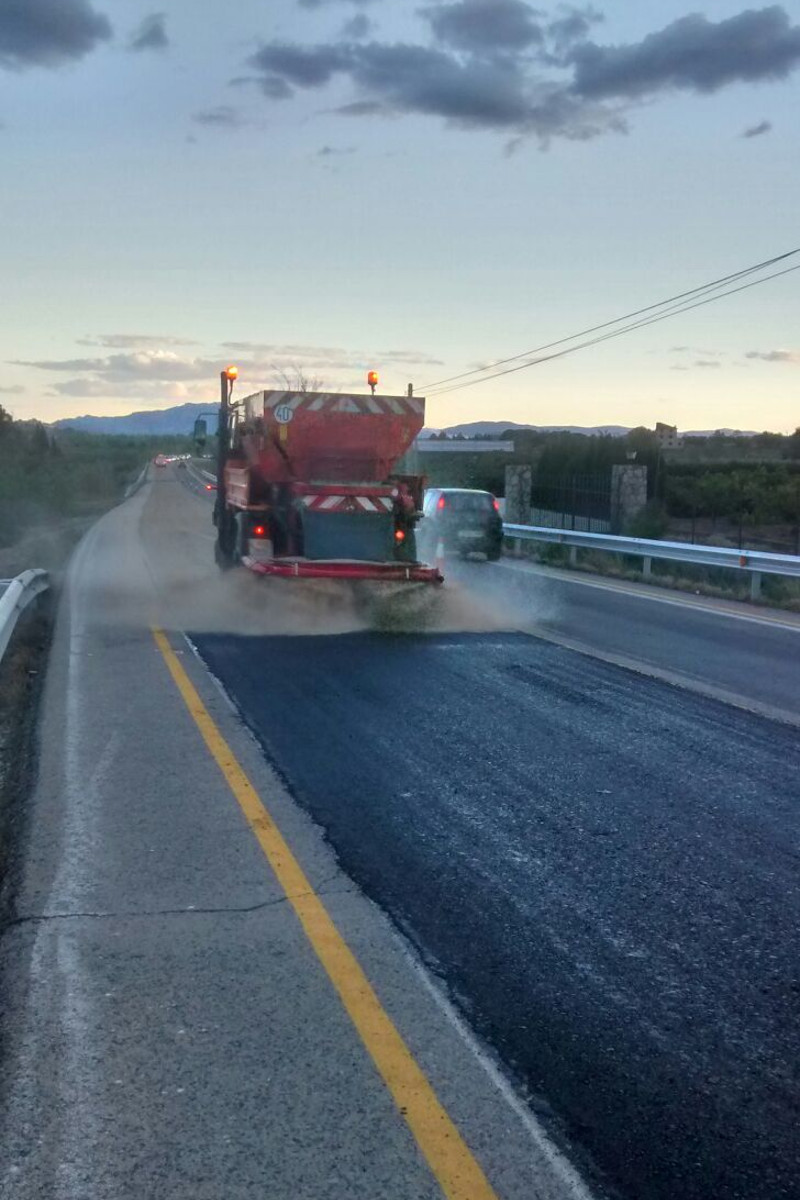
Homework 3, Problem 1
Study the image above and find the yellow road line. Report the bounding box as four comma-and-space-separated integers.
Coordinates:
152, 627, 500, 1200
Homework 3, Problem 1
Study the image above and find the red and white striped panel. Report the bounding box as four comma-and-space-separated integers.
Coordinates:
300, 494, 394, 513
260, 391, 425, 418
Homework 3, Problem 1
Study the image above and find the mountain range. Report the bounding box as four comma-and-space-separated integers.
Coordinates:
51, 404, 759, 440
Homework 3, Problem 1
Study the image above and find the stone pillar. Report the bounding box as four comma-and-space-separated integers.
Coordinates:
504, 465, 532, 525
611, 465, 647, 531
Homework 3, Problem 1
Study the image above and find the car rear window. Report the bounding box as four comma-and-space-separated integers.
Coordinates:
444, 492, 494, 512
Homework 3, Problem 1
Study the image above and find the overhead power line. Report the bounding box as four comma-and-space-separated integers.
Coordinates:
421, 247, 800, 398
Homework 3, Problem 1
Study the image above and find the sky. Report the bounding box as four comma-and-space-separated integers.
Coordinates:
0, 0, 798, 432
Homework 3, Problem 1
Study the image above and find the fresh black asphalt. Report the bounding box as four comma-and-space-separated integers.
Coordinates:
192, 628, 800, 1200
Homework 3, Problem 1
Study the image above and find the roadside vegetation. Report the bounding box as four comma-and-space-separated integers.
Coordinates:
0, 405, 190, 575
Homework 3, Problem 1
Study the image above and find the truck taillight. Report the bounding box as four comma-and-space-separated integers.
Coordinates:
395, 529, 406, 542
252, 524, 266, 537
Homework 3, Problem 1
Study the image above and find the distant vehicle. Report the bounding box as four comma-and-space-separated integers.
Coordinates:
420, 488, 503, 560
153, 455, 167, 467
177, 460, 187, 469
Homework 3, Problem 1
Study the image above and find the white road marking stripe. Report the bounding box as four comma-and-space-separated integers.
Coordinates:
493, 559, 800, 632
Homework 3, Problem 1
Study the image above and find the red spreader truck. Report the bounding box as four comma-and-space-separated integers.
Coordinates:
212, 366, 443, 586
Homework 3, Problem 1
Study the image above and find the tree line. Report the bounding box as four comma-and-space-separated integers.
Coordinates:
0, 405, 190, 547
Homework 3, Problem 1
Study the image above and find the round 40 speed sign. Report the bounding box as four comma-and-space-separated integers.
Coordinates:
275, 404, 294, 424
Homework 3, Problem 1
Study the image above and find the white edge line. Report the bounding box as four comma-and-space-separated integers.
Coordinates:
391, 930, 598, 1200
494, 560, 800, 633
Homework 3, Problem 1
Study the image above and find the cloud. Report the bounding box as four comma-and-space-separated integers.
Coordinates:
77, 333, 197, 349
317, 143, 356, 155
298, 0, 377, 7
0, 384, 25, 394
693, 359, 721, 369
15, 351, 217, 382
545, 7, 603, 54
669, 345, 723, 357
245, 5, 800, 143
250, 42, 352, 87
420, 0, 544, 53
342, 14, 372, 39
129, 13, 167, 53
18, 343, 444, 398
741, 118, 772, 137
570, 7, 800, 99
192, 105, 249, 128
745, 348, 800, 363
0, 0, 112, 69
252, 39, 621, 137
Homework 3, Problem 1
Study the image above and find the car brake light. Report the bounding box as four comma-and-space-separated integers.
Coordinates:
492, 498, 500, 513
437, 495, 446, 510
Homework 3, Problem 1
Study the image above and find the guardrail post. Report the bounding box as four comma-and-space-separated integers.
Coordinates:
750, 570, 761, 601
568, 545, 578, 567
642, 555, 652, 579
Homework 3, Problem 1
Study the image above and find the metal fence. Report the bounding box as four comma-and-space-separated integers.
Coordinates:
529, 474, 612, 533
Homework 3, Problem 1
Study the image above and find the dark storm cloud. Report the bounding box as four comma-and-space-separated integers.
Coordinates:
741, 118, 772, 137
129, 13, 168, 53
546, 6, 603, 52
0, 0, 112, 69
571, 6, 800, 99
350, 43, 533, 126
247, 5, 800, 142
249, 42, 352, 87
420, 0, 544, 53
252, 39, 595, 133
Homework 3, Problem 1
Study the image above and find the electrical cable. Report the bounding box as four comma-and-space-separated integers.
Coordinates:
425, 260, 800, 398
421, 247, 800, 394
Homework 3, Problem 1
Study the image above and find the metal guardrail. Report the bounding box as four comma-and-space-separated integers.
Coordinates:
0, 570, 50, 665
503, 523, 800, 600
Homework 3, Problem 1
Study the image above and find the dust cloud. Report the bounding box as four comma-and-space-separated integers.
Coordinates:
78, 472, 555, 639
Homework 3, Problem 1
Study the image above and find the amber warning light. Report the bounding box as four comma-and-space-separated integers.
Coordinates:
367, 369, 378, 395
